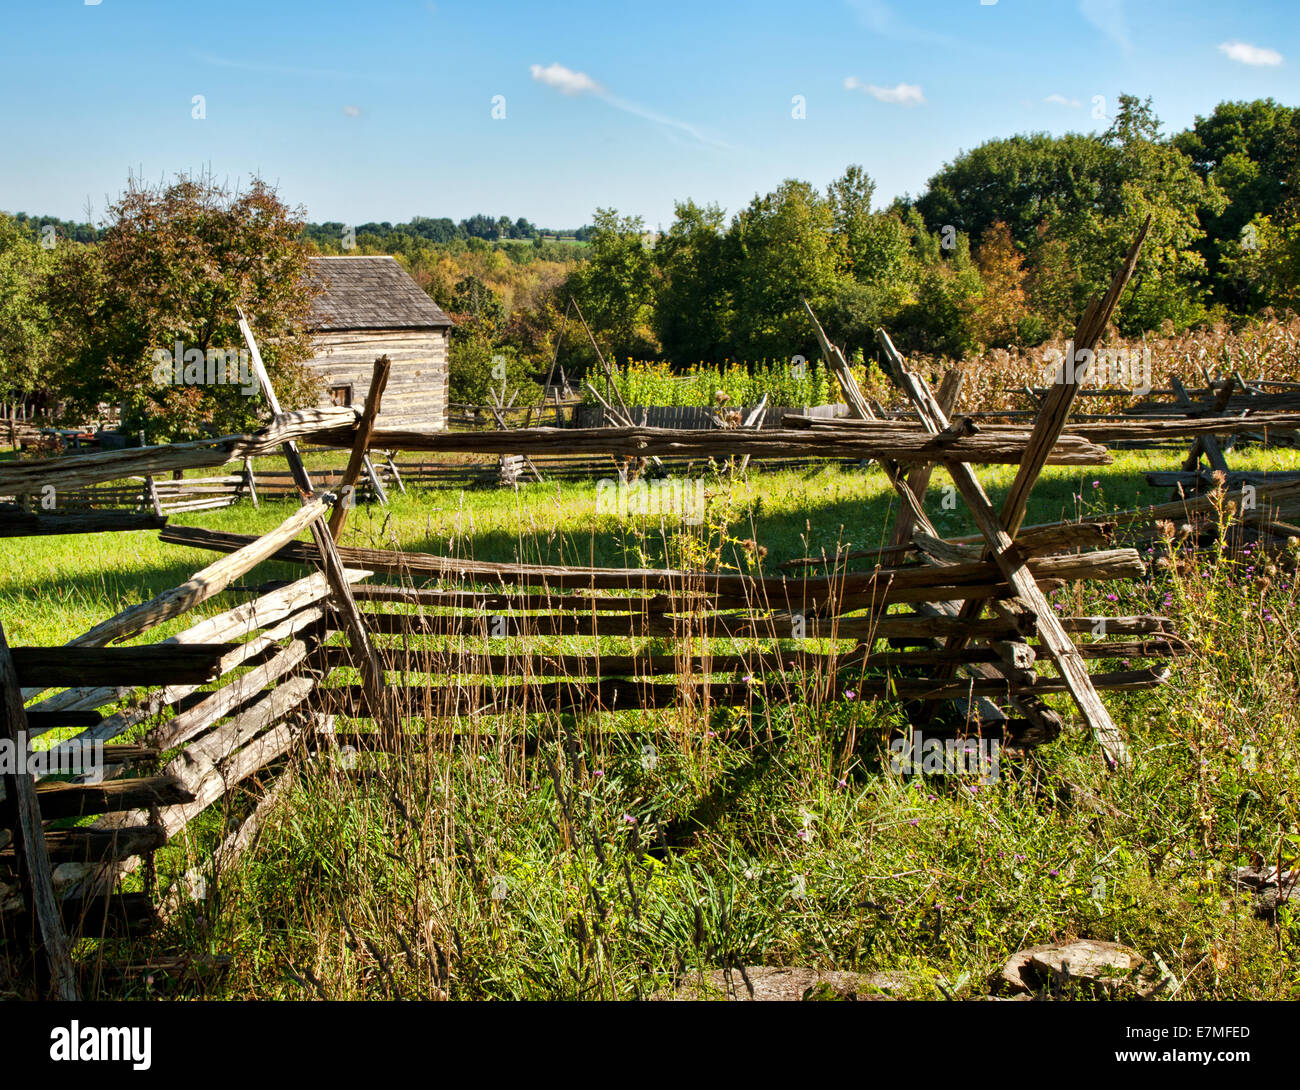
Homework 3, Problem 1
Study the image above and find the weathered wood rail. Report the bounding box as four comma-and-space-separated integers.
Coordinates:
0, 488, 381, 993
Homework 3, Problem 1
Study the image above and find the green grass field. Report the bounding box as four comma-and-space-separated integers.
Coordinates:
4, 447, 1300, 999
0, 449, 1224, 644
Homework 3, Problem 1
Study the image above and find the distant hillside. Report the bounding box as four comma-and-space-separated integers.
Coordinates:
1, 210, 591, 251
303, 215, 592, 250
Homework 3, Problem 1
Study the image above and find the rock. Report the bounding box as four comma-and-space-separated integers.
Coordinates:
998, 939, 1149, 996
668, 965, 912, 1001
858, 971, 912, 996
1230, 865, 1296, 918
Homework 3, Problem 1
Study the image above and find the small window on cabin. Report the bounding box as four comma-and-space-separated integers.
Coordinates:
329, 384, 353, 407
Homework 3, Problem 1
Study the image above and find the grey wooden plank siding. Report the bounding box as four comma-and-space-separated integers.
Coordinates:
305, 256, 454, 431
309, 329, 450, 430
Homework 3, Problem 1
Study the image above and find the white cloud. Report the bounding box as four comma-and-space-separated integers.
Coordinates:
845, 77, 925, 105
1219, 41, 1283, 67
529, 62, 602, 96
1079, 0, 1132, 54
1043, 94, 1082, 107
342, 105, 361, 117
529, 62, 732, 151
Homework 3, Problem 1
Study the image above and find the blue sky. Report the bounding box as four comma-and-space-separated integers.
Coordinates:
1, 0, 1296, 230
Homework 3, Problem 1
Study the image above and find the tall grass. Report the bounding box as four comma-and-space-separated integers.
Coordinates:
6, 451, 1300, 999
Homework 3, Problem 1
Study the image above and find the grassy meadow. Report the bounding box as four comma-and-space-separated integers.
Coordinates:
3, 446, 1300, 1000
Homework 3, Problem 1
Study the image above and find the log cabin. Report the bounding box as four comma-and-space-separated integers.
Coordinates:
306, 256, 454, 429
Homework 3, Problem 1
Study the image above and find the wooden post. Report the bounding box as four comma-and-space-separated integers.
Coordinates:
1169, 375, 1234, 500
383, 451, 406, 495
572, 296, 636, 423
877, 218, 1151, 759
145, 475, 165, 517
328, 356, 391, 541
243, 457, 259, 509
0, 619, 79, 999
361, 454, 389, 505
803, 299, 874, 421
737, 393, 769, 473
998, 216, 1150, 540
889, 364, 966, 547
803, 301, 938, 537
877, 330, 1128, 766
488, 384, 544, 484
871, 361, 1042, 732
238, 312, 389, 725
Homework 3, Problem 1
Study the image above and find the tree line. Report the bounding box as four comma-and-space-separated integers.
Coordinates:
555, 95, 1300, 378
302, 214, 592, 249
0, 94, 1296, 437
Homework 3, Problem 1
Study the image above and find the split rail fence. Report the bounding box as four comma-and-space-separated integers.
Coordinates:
7, 219, 1296, 995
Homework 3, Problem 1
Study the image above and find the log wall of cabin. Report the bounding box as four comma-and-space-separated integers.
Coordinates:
308, 328, 449, 430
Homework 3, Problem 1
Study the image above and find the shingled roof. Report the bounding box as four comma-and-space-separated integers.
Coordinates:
307, 256, 453, 332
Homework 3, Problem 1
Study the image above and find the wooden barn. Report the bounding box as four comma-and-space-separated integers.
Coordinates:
306, 256, 454, 429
